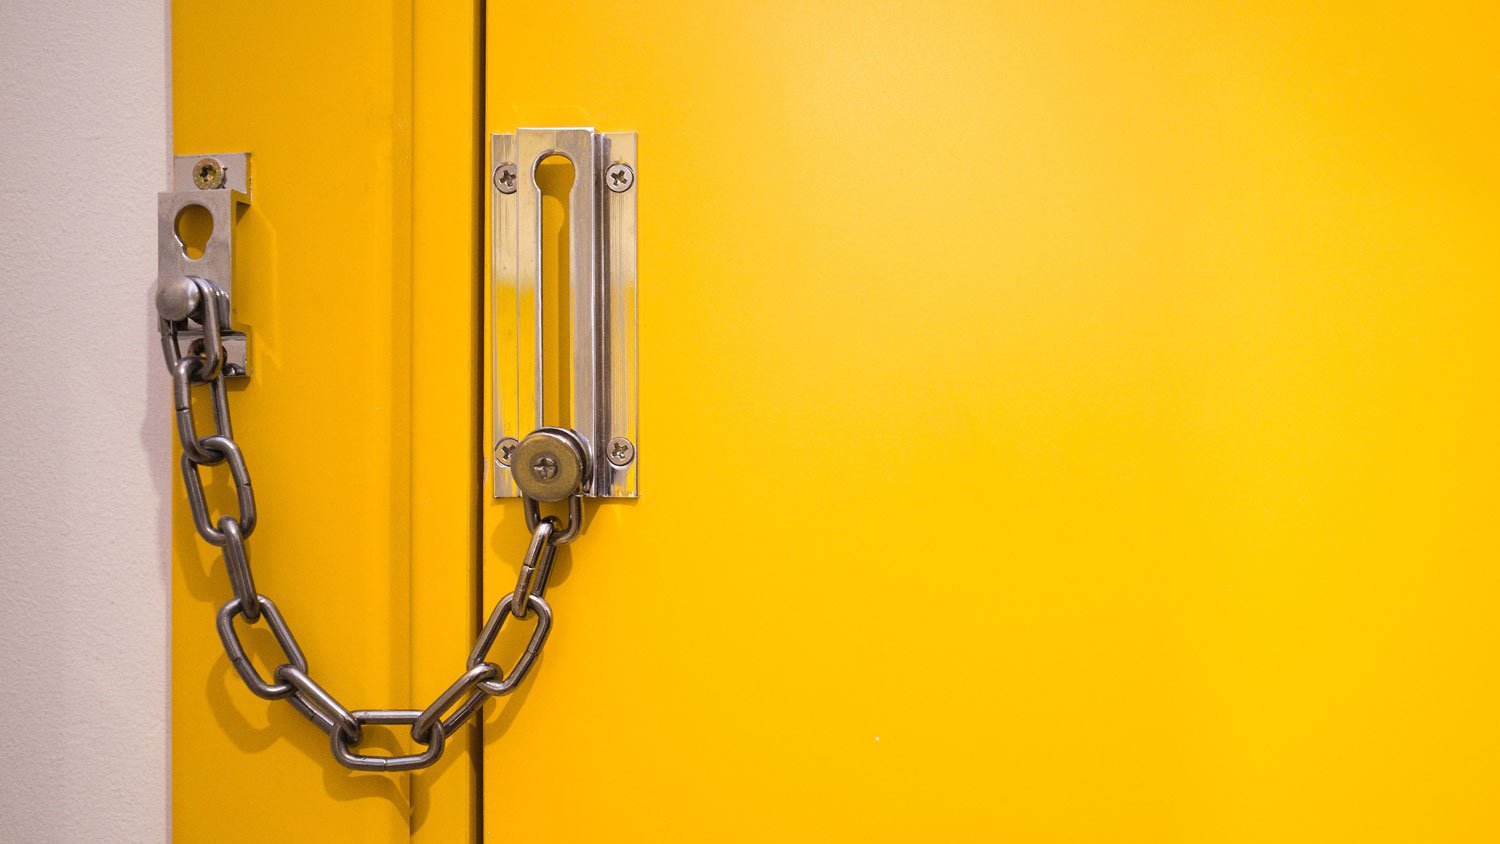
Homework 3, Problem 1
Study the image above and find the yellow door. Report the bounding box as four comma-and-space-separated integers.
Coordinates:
171, 2, 482, 840
480, 2, 1500, 841
171, 1, 1499, 841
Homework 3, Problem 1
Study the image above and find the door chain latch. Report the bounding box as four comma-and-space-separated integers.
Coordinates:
158, 135, 640, 775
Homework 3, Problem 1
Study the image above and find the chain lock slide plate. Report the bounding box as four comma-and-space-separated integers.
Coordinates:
491, 129, 639, 498
158, 153, 251, 377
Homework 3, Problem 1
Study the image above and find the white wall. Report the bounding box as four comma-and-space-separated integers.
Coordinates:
0, 1, 171, 840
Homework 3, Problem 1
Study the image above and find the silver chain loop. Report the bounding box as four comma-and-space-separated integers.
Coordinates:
469, 593, 553, 696
218, 516, 258, 622
216, 595, 306, 699
511, 519, 558, 619
332, 710, 445, 772
171, 357, 232, 464
523, 496, 583, 544
163, 277, 581, 773
180, 436, 256, 545
411, 663, 498, 743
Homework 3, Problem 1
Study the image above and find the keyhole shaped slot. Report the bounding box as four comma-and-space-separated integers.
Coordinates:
174, 203, 214, 261
535, 154, 576, 428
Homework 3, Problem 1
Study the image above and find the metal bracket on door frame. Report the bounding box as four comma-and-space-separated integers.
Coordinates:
491, 128, 639, 498
158, 153, 252, 377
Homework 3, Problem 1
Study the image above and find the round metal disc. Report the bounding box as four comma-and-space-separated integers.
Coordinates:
511, 429, 586, 501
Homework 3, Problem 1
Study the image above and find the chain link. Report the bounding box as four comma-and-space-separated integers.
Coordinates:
180, 437, 256, 545
512, 519, 558, 618
164, 278, 579, 773
171, 357, 231, 464
523, 496, 583, 544
218, 516, 258, 621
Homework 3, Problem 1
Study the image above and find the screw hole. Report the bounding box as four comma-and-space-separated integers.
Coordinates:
174, 204, 214, 261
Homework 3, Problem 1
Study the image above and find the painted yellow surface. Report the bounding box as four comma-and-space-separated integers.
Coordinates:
483, 1, 1500, 841
408, 1, 484, 840
172, 2, 479, 841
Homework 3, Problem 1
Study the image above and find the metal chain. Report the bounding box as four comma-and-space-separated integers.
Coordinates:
162, 276, 579, 772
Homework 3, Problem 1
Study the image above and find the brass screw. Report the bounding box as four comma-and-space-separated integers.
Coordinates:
531, 455, 559, 481
192, 158, 225, 190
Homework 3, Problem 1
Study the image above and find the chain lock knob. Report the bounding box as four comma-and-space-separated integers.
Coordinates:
156, 275, 202, 322
511, 428, 588, 502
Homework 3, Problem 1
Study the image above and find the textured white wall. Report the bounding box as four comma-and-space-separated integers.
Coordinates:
0, 1, 171, 840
